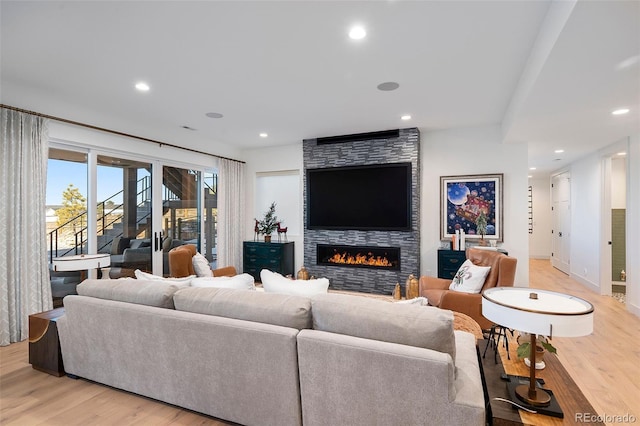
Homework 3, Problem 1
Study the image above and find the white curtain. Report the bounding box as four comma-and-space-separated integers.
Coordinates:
1, 108, 52, 346
217, 158, 245, 272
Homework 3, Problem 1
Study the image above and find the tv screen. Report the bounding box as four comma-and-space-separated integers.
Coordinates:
307, 163, 411, 231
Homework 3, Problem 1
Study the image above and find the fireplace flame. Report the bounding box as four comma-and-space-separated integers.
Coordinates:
328, 251, 394, 267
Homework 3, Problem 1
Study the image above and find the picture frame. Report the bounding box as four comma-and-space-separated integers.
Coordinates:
440, 173, 503, 242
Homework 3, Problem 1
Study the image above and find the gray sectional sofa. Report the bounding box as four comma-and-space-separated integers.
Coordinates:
57, 279, 485, 426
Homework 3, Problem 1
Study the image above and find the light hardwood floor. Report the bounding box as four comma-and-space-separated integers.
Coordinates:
1, 259, 639, 425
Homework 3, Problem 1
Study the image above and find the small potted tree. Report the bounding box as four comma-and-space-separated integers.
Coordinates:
256, 202, 278, 242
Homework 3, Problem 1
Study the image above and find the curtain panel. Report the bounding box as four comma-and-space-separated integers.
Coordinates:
0, 108, 52, 346
217, 159, 245, 272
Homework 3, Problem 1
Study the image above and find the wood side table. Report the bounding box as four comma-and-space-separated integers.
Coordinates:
29, 307, 65, 377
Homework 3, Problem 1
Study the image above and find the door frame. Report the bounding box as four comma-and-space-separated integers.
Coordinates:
551, 171, 571, 274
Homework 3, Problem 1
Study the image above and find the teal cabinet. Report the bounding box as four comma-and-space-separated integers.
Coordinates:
243, 241, 294, 282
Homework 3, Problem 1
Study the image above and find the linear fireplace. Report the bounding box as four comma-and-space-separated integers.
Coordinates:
303, 127, 420, 294
317, 244, 400, 271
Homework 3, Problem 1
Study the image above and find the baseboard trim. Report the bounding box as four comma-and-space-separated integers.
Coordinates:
569, 273, 600, 293
529, 255, 550, 260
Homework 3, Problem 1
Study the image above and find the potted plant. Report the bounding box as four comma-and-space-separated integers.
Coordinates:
516, 332, 557, 369
475, 210, 488, 245
256, 202, 278, 242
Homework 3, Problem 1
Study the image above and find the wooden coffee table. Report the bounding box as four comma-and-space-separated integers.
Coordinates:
479, 337, 604, 425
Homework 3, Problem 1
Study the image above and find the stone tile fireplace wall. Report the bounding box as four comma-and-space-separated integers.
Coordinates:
303, 128, 420, 294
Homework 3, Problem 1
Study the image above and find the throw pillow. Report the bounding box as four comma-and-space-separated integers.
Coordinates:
449, 259, 491, 293
134, 269, 195, 287
191, 274, 256, 290
396, 296, 429, 306
192, 252, 212, 277
260, 269, 329, 297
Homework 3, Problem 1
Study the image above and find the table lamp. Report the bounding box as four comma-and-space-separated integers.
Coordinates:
482, 287, 593, 407
52, 253, 111, 280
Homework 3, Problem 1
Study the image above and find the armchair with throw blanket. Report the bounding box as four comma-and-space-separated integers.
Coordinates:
419, 248, 517, 330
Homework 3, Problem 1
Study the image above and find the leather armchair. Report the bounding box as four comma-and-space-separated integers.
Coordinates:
168, 244, 237, 278
168, 244, 197, 277
419, 248, 517, 330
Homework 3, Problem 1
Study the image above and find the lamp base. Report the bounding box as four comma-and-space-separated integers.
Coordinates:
515, 384, 552, 407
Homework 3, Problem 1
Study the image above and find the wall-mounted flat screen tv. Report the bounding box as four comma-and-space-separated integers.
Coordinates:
306, 162, 411, 231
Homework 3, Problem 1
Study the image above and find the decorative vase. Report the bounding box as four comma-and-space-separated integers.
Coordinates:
393, 283, 402, 300
264, 235, 271, 243
405, 274, 419, 299
297, 266, 310, 280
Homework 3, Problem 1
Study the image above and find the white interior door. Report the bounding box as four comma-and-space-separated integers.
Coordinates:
551, 172, 571, 274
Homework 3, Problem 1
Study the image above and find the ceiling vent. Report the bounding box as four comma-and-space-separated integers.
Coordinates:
316, 129, 400, 145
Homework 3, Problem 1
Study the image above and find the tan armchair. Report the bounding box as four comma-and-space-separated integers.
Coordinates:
419, 248, 517, 330
168, 244, 237, 278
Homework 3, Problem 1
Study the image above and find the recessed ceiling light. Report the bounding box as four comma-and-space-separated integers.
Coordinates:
612, 108, 630, 115
617, 152, 627, 156
349, 26, 366, 40
401, 115, 411, 121
259, 133, 268, 138
528, 175, 533, 178
135, 82, 150, 92
377, 82, 399, 91
554, 149, 564, 153
529, 167, 537, 170
206, 112, 224, 119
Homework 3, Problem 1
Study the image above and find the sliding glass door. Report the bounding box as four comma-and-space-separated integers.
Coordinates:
160, 166, 202, 276
97, 155, 153, 278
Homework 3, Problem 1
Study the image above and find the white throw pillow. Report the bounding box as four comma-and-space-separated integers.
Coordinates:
449, 259, 491, 293
192, 252, 212, 277
134, 269, 194, 287
260, 269, 329, 297
396, 296, 429, 306
191, 273, 256, 290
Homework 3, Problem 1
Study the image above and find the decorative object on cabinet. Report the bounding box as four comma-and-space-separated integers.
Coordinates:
243, 241, 294, 282
255, 201, 279, 242
440, 173, 503, 242
277, 222, 288, 242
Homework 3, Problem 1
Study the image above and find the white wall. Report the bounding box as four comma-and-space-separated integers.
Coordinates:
243, 144, 304, 270
568, 154, 602, 291
626, 135, 640, 316
558, 135, 640, 318
528, 176, 552, 258
420, 125, 530, 286
49, 121, 224, 169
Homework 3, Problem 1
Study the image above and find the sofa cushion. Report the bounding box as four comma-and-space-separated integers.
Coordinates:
76, 278, 181, 309
191, 274, 255, 290
174, 287, 312, 330
260, 269, 329, 297
311, 293, 456, 361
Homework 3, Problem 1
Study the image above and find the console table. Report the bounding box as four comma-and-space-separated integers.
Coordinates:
479, 337, 603, 425
243, 241, 294, 282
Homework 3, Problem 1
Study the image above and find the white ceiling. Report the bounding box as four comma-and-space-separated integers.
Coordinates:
1, 1, 638, 176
